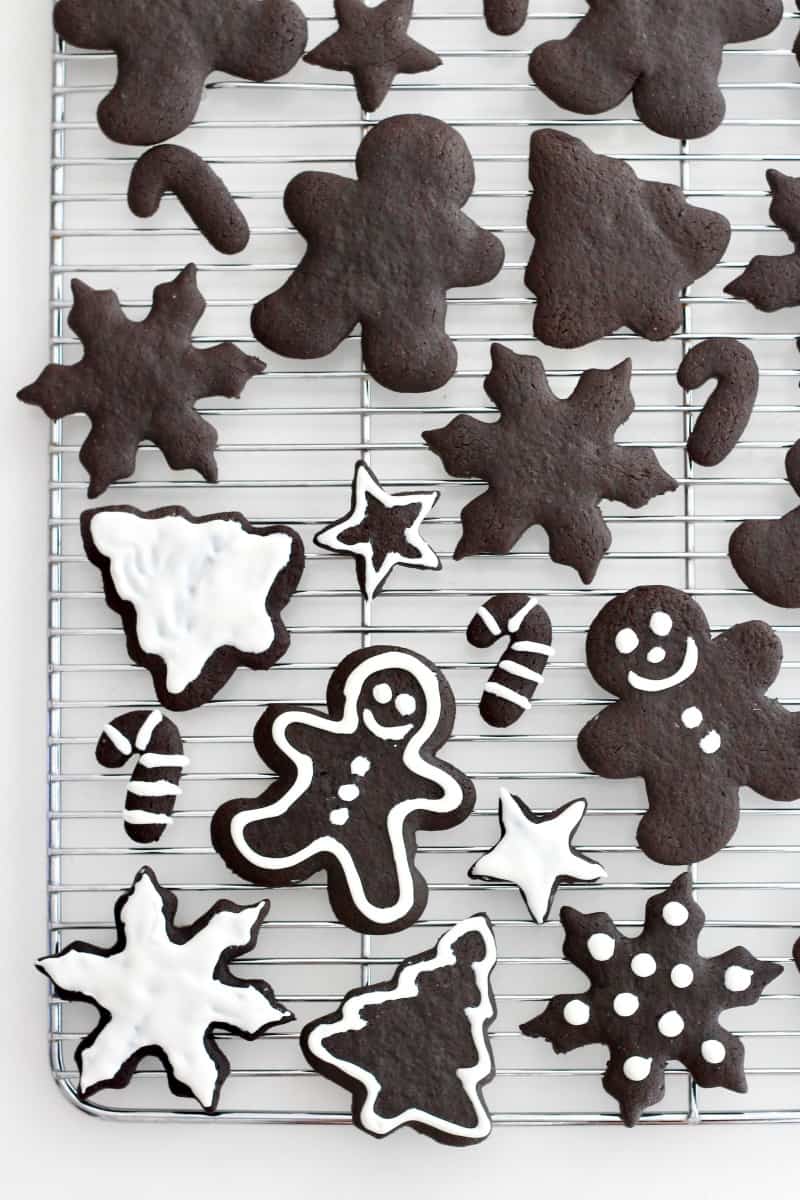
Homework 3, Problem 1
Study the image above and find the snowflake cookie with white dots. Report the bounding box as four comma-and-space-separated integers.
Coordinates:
521, 873, 782, 1126
211, 645, 475, 934
578, 585, 800, 865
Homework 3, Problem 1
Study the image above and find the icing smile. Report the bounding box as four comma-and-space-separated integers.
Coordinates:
627, 637, 699, 693
363, 709, 414, 740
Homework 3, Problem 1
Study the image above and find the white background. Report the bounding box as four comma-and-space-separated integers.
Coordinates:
1, 3, 798, 1196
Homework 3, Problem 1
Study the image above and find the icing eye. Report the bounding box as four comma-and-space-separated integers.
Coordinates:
394, 693, 416, 716
649, 611, 673, 637
615, 628, 639, 655
372, 682, 393, 705
646, 647, 666, 664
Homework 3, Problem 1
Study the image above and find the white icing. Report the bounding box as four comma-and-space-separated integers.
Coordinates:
650, 611, 673, 637
700, 730, 721, 755
37, 871, 287, 1108
127, 780, 182, 797
102, 723, 132, 756
511, 640, 553, 656
498, 659, 543, 684
563, 999, 590, 1026
470, 791, 605, 924
657, 1010, 684, 1038
483, 682, 530, 709
350, 756, 370, 776
646, 647, 666, 664
681, 706, 703, 729
623, 1056, 652, 1083
338, 784, 359, 803
90, 512, 293, 695
662, 901, 690, 927
627, 637, 698, 693
613, 992, 639, 1017
394, 693, 416, 716
123, 810, 174, 826
507, 596, 539, 634
724, 966, 753, 993
615, 628, 639, 655
135, 709, 162, 751
587, 932, 616, 962
305, 915, 496, 1140
671, 963, 694, 989
330, 808, 349, 826
476, 606, 502, 637
139, 752, 190, 769
363, 711, 414, 740
227, 650, 467, 928
372, 683, 392, 705
701, 1039, 726, 1065
631, 953, 657, 978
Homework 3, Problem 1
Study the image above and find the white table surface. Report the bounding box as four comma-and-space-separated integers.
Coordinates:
1, 5, 798, 1196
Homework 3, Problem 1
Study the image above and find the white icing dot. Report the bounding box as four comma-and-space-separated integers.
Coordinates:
623, 1056, 652, 1083
681, 706, 703, 730
615, 628, 639, 655
701, 1039, 726, 1065
338, 784, 359, 803
631, 953, 657, 979
587, 932, 616, 962
671, 963, 694, 989
650, 611, 673, 637
662, 901, 689, 927
647, 646, 666, 664
724, 966, 754, 993
372, 683, 393, 705
700, 730, 722, 755
394, 693, 416, 716
613, 992, 639, 1018
563, 999, 591, 1027
350, 756, 370, 776
329, 808, 349, 826
657, 1010, 685, 1039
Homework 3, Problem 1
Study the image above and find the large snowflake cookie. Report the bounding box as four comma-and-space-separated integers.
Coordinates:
529, 1, 782, 141
18, 265, 264, 497
301, 915, 497, 1145
82, 505, 305, 711
250, 115, 505, 393
729, 440, 800, 608
423, 344, 676, 583
578, 585, 800, 865
725, 171, 800, 312
526, 130, 731, 349
520, 874, 782, 1126
211, 645, 475, 934
37, 867, 292, 1112
53, 0, 307, 145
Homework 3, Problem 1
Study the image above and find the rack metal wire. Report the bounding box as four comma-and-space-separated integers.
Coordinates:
46, 1, 800, 1125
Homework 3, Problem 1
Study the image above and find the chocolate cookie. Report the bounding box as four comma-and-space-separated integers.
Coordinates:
82, 505, 304, 711
725, 171, 800, 312
466, 594, 553, 727
526, 130, 731, 349
37, 868, 292, 1112
53, 0, 307, 145
128, 146, 250, 255
483, 0, 528, 36
250, 115, 505, 393
211, 645, 475, 934
96, 709, 188, 844
301, 915, 497, 1145
677, 339, 759, 467
529, 1, 782, 141
521, 874, 782, 1126
729, 440, 800, 607
18, 265, 264, 497
314, 460, 440, 601
304, 0, 441, 112
578, 585, 800, 864
423, 345, 677, 583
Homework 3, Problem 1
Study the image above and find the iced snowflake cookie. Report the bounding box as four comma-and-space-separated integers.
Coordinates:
527, 131, 730, 349
82, 505, 304, 711
470, 789, 606, 924
18, 265, 264, 497
128, 147, 250, 255
730, 440, 800, 607
726, 170, 800, 312
37, 868, 292, 1112
677, 339, 759, 468
53, 0, 307, 145
96, 709, 188, 844
301, 915, 497, 1144
578, 585, 800, 865
423, 345, 676, 583
521, 874, 782, 1126
529, 1, 782, 141
211, 645, 475, 934
467, 594, 553, 727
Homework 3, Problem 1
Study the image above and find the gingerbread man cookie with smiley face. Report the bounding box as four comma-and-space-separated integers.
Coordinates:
577, 586, 800, 865
211, 646, 475, 934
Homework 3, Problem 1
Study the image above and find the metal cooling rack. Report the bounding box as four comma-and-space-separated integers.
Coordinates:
46, 1, 800, 1125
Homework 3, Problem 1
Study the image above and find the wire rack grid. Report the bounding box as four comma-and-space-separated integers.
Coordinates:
45, 0, 800, 1126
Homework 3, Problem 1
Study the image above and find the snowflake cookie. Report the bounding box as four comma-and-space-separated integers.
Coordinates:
301, 914, 497, 1145
37, 868, 292, 1112
521, 874, 782, 1126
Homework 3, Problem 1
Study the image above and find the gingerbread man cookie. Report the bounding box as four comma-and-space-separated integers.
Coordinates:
211, 646, 475, 934
578, 586, 800, 865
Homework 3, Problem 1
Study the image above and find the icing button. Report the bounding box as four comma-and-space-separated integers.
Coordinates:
613, 992, 639, 1018
329, 808, 349, 826
622, 1056, 652, 1083
701, 1039, 726, 1065
587, 932, 615, 962
662, 901, 690, 927
724, 965, 753, 993
681, 706, 703, 729
563, 999, 591, 1026
670, 963, 694, 989
338, 783, 360, 803
350, 756, 371, 776
657, 1010, 684, 1038
631, 953, 657, 978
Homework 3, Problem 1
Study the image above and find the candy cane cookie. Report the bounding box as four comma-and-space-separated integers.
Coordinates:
467, 594, 553, 728
96, 709, 188, 843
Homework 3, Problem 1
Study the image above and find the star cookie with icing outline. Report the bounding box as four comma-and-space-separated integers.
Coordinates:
314, 461, 440, 600
18, 265, 264, 497
305, 0, 441, 112
36, 868, 292, 1112
521, 873, 782, 1126
423, 344, 676, 583
469, 789, 606, 923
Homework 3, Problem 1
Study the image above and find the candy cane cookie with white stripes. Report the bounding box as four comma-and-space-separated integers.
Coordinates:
96, 709, 188, 844
467, 594, 553, 728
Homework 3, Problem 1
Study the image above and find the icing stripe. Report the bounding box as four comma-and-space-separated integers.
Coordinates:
484, 682, 531, 709
498, 660, 543, 684
127, 780, 182, 797
102, 723, 132, 756
139, 752, 190, 769
507, 596, 539, 633
510, 640, 553, 657
475, 606, 502, 637
135, 709, 163, 751
123, 810, 174, 826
